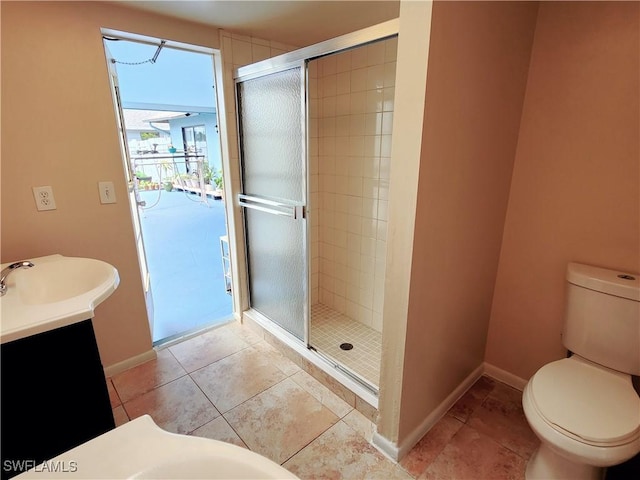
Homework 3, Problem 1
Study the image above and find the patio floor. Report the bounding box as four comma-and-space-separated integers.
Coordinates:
138, 189, 233, 343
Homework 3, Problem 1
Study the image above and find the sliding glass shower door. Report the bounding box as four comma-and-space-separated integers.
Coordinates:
236, 64, 308, 341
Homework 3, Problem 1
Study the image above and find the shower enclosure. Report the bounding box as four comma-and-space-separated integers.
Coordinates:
236, 22, 397, 394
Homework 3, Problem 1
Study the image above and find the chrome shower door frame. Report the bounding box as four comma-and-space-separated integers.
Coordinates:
234, 19, 399, 395
236, 60, 310, 344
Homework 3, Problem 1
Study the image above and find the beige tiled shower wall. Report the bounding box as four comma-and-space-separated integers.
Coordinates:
310, 38, 397, 333
309, 60, 321, 306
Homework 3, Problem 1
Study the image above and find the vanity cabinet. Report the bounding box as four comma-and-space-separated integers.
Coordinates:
1, 319, 115, 479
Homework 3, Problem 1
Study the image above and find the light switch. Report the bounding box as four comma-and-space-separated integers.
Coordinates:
98, 181, 116, 204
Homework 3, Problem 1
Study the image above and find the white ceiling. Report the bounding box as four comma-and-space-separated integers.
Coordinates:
117, 0, 400, 47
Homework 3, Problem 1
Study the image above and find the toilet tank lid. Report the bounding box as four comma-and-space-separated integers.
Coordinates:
567, 263, 639, 301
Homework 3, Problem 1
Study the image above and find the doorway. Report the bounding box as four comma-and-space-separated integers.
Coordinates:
235, 24, 398, 395
103, 33, 233, 344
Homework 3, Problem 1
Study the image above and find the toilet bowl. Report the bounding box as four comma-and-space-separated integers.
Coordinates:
522, 262, 640, 479
523, 356, 640, 479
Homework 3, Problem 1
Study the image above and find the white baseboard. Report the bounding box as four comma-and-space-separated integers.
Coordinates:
372, 363, 484, 461
372, 431, 400, 461
483, 362, 528, 391
104, 349, 157, 378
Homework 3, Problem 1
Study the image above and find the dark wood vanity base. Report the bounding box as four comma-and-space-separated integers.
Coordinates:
1, 319, 115, 479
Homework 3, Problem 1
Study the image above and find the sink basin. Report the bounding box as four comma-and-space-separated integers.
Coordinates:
16, 415, 299, 479
0, 254, 119, 344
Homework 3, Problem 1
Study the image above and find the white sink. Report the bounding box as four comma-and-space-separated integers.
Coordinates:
0, 254, 120, 344
16, 415, 299, 479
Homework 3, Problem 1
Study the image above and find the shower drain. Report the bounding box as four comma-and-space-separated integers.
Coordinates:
340, 343, 354, 351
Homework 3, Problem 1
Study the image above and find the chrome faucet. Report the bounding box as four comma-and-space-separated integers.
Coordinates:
0, 261, 35, 296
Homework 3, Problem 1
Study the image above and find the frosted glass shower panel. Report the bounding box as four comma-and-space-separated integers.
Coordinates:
237, 68, 305, 202
237, 64, 307, 342
244, 208, 306, 339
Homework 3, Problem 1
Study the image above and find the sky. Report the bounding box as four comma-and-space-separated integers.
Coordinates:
104, 38, 216, 111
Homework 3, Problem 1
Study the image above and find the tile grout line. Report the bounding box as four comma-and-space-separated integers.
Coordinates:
278, 416, 343, 466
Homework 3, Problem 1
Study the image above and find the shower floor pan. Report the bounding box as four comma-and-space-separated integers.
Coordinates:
310, 303, 382, 388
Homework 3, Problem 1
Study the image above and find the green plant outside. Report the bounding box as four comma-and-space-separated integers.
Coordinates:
202, 163, 223, 189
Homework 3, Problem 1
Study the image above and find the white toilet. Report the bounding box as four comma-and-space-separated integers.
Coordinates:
523, 262, 640, 480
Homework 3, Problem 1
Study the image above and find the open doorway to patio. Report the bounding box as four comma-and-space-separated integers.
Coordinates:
103, 33, 233, 345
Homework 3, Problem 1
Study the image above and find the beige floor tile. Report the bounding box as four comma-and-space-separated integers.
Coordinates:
105, 328, 546, 480
290, 370, 353, 418
169, 325, 250, 372
418, 426, 526, 480
123, 375, 220, 434
400, 415, 464, 477
342, 409, 376, 442
111, 349, 186, 403
112, 405, 129, 427
251, 340, 302, 376
284, 420, 412, 480
190, 416, 247, 449
224, 378, 339, 465
191, 345, 288, 413
467, 382, 539, 459
106, 378, 121, 408
226, 320, 264, 345
448, 375, 495, 423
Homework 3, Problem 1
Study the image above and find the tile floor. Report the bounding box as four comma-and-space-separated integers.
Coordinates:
310, 303, 382, 388
107, 320, 546, 479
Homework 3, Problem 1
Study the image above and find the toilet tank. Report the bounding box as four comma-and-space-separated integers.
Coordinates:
562, 262, 640, 376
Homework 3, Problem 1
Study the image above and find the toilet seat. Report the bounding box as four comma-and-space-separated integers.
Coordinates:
528, 357, 640, 447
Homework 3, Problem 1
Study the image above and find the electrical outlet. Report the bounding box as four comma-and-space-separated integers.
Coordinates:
98, 181, 117, 204
32, 186, 57, 211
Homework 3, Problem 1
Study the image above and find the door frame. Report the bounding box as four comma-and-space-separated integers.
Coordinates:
101, 29, 239, 335
103, 41, 154, 331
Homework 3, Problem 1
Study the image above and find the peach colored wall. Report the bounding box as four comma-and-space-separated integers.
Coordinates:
0, 1, 219, 367
377, 0, 432, 445
485, 1, 640, 381
396, 0, 539, 442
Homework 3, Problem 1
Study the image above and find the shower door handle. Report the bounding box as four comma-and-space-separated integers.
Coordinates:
238, 194, 305, 220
